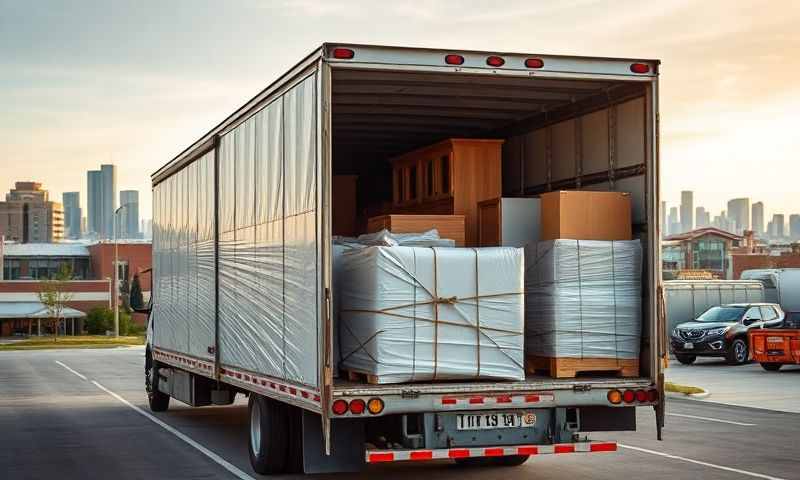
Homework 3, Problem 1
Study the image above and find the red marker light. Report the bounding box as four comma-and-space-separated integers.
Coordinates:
647, 389, 659, 402
635, 390, 648, 402
622, 390, 635, 404
349, 399, 366, 415
332, 48, 355, 60
525, 58, 544, 69
630, 63, 650, 74
332, 399, 348, 415
486, 56, 505, 67
445, 54, 464, 65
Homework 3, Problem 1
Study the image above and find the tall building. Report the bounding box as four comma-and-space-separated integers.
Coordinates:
660, 201, 667, 238
62, 192, 81, 239
772, 214, 785, 239
695, 206, 710, 228
119, 190, 139, 239
790, 214, 800, 240
668, 207, 680, 236
87, 164, 117, 239
680, 191, 693, 233
752, 202, 764, 237
727, 198, 750, 234
0, 182, 64, 243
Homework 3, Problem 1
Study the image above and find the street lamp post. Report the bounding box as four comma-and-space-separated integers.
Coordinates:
113, 204, 129, 337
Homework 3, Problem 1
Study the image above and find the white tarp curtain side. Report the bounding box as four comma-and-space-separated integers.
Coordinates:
525, 239, 642, 360
339, 246, 525, 384
152, 72, 320, 388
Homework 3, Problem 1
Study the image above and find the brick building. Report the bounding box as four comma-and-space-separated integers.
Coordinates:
662, 227, 743, 280
0, 182, 64, 243
0, 280, 110, 336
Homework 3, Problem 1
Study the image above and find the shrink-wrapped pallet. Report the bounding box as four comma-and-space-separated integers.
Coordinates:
339, 246, 525, 383
525, 240, 642, 360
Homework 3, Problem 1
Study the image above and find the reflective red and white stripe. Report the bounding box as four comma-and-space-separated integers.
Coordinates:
152, 347, 321, 407
366, 441, 616, 463
439, 393, 555, 408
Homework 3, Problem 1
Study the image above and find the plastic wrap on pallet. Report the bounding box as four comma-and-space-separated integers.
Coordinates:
339, 246, 525, 384
525, 239, 642, 359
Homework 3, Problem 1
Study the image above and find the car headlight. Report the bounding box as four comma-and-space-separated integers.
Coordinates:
706, 326, 730, 337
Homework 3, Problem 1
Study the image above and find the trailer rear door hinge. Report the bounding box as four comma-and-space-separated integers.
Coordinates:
401, 389, 421, 399
573, 384, 592, 392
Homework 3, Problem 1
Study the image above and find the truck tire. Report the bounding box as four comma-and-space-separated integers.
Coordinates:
726, 338, 749, 365
248, 394, 289, 474
145, 355, 170, 412
675, 354, 696, 365
455, 455, 529, 467
760, 362, 782, 372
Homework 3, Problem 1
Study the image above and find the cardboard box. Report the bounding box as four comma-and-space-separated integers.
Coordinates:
540, 191, 631, 241
367, 214, 465, 246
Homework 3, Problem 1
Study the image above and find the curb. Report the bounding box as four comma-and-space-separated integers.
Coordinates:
666, 388, 710, 400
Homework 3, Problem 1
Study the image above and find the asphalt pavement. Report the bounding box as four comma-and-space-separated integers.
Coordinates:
1, 347, 797, 480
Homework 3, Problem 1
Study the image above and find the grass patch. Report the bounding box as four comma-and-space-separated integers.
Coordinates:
665, 381, 706, 395
0, 335, 145, 351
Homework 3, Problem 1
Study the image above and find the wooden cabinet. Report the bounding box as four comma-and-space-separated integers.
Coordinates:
390, 139, 503, 246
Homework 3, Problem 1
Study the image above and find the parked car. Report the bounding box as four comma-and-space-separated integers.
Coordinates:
670, 303, 784, 365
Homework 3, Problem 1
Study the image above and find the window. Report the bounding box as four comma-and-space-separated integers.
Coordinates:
760, 306, 778, 321
692, 238, 725, 271
744, 307, 762, 322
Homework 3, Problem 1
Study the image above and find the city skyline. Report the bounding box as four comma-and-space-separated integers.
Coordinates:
2, 1, 799, 222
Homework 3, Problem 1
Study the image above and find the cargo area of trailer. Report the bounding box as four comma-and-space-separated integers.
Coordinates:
327, 61, 659, 395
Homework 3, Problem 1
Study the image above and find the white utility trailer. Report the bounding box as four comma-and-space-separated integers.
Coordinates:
145, 43, 665, 474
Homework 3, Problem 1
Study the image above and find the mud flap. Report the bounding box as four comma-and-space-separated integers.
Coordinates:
301, 410, 365, 473
655, 372, 665, 441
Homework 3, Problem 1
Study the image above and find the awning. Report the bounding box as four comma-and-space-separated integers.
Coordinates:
0, 302, 87, 319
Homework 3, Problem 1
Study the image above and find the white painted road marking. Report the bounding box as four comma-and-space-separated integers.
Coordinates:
55, 360, 87, 380
618, 444, 786, 480
667, 412, 756, 427
54, 360, 256, 480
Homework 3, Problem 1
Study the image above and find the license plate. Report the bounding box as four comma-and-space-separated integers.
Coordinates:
456, 412, 536, 431
767, 337, 784, 343
683, 342, 694, 349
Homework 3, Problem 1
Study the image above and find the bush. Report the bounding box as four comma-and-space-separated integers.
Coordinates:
85, 307, 113, 334
84, 307, 143, 335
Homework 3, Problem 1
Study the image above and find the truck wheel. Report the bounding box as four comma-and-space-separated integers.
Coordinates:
145, 355, 170, 412
760, 362, 782, 372
726, 339, 749, 365
248, 394, 289, 474
675, 354, 696, 365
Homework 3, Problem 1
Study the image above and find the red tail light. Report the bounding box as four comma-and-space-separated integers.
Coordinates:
486, 56, 505, 67
349, 399, 366, 415
647, 389, 659, 402
445, 54, 464, 65
622, 390, 635, 404
525, 58, 544, 69
332, 399, 348, 415
332, 48, 355, 60
635, 390, 648, 402
630, 63, 650, 74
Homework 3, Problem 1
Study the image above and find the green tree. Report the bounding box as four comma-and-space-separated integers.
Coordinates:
37, 264, 74, 342
85, 307, 113, 334
129, 273, 144, 311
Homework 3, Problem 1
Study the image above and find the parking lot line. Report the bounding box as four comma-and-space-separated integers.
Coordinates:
618, 444, 785, 480
667, 412, 756, 426
55, 360, 87, 380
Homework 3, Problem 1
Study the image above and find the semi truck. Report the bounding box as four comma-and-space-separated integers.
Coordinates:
143, 43, 665, 475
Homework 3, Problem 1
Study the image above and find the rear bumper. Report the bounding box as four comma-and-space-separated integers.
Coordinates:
366, 441, 617, 463
749, 329, 800, 364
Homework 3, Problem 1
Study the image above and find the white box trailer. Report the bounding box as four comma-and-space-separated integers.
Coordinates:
145, 43, 665, 475
741, 269, 800, 312
664, 280, 765, 333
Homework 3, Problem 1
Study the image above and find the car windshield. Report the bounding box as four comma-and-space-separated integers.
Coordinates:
695, 306, 746, 323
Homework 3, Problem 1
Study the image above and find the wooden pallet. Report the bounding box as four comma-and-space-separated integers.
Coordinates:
526, 355, 639, 379
344, 369, 382, 385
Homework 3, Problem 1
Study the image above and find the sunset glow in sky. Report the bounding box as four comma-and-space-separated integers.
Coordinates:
2, 0, 799, 221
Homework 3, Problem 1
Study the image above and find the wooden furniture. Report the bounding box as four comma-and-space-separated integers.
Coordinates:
332, 175, 358, 237
477, 197, 541, 247
390, 138, 503, 246
367, 214, 465, 246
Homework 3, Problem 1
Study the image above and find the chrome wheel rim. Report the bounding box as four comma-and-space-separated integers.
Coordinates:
735, 341, 746, 362
250, 401, 262, 455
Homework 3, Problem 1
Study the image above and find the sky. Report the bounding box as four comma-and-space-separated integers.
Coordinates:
1, 0, 799, 222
